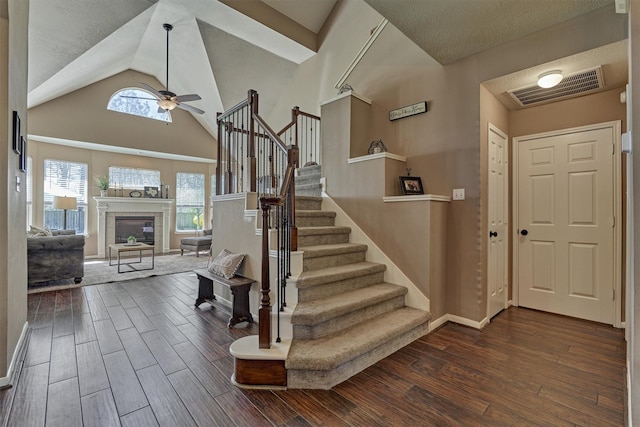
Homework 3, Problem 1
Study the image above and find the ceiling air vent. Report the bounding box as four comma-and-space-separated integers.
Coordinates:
509, 67, 604, 107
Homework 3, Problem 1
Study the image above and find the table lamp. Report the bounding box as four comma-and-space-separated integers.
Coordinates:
53, 196, 77, 230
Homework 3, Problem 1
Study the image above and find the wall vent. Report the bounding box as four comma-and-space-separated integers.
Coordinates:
509, 67, 604, 107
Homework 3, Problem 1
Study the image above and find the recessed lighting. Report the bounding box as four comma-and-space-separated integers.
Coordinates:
537, 71, 563, 88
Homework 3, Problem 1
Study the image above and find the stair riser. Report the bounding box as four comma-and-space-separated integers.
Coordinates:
303, 251, 366, 272
297, 165, 321, 176
298, 272, 385, 302
295, 185, 322, 198
293, 295, 406, 339
295, 199, 322, 210
295, 174, 321, 185
298, 232, 350, 247
296, 216, 335, 227
286, 322, 429, 389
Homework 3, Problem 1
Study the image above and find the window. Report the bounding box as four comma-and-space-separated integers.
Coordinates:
108, 166, 161, 190
176, 172, 205, 232
44, 160, 87, 233
107, 88, 172, 123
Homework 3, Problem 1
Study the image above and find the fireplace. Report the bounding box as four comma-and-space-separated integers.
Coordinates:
115, 216, 155, 245
94, 197, 173, 257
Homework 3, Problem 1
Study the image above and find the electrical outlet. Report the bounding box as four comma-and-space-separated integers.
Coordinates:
452, 188, 465, 200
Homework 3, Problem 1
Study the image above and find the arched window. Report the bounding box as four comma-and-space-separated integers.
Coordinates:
107, 88, 172, 122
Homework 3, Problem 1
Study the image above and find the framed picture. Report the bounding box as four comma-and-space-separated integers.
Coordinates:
19, 136, 26, 172
144, 186, 159, 198
399, 176, 424, 195
12, 111, 20, 154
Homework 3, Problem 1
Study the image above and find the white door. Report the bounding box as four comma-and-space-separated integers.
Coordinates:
488, 124, 508, 319
516, 126, 615, 324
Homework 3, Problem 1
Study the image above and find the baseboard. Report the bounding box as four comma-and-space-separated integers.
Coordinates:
428, 314, 487, 332
0, 322, 29, 388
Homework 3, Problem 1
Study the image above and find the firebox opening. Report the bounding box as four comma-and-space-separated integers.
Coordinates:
115, 216, 154, 245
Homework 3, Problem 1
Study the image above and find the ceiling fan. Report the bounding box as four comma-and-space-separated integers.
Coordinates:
125, 23, 205, 115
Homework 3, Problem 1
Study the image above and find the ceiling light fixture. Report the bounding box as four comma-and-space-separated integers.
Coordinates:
537, 71, 563, 88
158, 98, 177, 111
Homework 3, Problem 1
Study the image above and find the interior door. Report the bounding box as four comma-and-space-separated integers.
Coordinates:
516, 126, 615, 324
488, 124, 508, 319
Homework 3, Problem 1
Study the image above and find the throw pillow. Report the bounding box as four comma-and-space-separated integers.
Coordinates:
29, 225, 52, 237
208, 249, 245, 279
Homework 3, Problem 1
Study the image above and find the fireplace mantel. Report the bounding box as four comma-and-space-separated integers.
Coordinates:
94, 197, 174, 258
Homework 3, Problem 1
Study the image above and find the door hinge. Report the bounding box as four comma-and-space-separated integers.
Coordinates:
612, 143, 615, 155
612, 216, 616, 227
613, 288, 615, 301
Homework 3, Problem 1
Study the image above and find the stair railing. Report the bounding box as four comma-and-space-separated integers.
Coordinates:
216, 90, 301, 349
278, 106, 321, 168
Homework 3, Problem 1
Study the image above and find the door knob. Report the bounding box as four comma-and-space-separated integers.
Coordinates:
489, 231, 497, 238
520, 229, 528, 236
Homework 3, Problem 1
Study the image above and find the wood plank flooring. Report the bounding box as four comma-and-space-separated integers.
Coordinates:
1, 271, 626, 426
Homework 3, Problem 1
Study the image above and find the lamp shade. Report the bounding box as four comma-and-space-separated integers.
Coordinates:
53, 196, 77, 210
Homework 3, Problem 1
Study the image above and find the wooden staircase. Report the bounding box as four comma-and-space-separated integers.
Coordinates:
230, 171, 431, 390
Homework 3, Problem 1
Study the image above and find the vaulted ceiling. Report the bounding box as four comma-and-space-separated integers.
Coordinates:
27, 0, 626, 137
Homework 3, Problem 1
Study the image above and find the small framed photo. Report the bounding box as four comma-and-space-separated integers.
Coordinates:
144, 186, 159, 198
12, 111, 20, 154
399, 176, 424, 195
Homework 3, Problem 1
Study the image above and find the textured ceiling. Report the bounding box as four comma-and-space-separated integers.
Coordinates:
363, 0, 615, 65
26, 0, 626, 141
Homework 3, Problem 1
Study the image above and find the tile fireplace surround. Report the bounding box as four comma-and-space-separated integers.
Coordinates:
94, 197, 174, 258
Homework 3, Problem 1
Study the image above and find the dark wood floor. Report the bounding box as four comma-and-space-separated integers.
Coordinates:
1, 272, 626, 426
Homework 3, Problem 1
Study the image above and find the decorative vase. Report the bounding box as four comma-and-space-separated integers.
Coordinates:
100, 189, 107, 197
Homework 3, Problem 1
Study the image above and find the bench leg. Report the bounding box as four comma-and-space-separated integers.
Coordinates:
195, 276, 216, 307
228, 283, 254, 328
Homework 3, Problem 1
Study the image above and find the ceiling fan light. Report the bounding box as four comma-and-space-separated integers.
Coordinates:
537, 71, 563, 88
158, 99, 176, 110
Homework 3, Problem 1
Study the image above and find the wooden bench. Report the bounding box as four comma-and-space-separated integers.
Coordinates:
193, 268, 255, 328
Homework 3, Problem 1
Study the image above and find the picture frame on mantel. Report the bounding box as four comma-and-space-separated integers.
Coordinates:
399, 176, 424, 195
144, 186, 160, 198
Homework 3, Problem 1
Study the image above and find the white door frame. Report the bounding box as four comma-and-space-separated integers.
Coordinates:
487, 123, 509, 320
512, 121, 622, 327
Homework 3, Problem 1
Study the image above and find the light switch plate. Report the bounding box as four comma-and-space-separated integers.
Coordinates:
453, 188, 465, 200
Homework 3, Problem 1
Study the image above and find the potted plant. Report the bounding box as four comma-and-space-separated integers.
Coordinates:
96, 175, 109, 197
127, 235, 137, 245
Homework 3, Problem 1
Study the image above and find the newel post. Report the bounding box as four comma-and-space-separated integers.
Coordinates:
259, 199, 272, 349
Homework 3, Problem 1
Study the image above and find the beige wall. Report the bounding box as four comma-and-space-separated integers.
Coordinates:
268, 0, 627, 322
28, 140, 216, 256
1, 0, 28, 380
28, 70, 216, 160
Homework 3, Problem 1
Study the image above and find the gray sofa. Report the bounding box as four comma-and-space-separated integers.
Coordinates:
27, 230, 85, 286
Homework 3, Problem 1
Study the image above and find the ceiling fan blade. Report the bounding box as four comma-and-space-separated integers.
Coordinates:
176, 102, 205, 114
140, 82, 164, 99
174, 94, 201, 102
120, 95, 158, 101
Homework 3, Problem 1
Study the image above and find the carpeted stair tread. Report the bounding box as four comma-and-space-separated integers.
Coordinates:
292, 283, 407, 325
298, 226, 351, 236
297, 164, 322, 176
286, 307, 430, 371
296, 262, 386, 288
300, 243, 367, 259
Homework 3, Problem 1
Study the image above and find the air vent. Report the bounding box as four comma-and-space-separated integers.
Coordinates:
509, 67, 604, 107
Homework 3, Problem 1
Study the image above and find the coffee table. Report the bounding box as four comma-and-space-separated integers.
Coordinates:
108, 243, 155, 273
